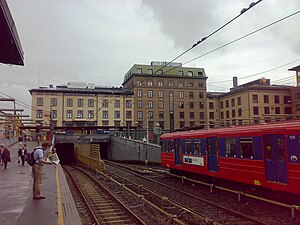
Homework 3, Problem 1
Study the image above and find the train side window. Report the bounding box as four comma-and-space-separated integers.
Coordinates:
240, 137, 254, 159
194, 139, 201, 155
225, 138, 236, 157
265, 137, 272, 160
278, 137, 285, 161
185, 139, 193, 154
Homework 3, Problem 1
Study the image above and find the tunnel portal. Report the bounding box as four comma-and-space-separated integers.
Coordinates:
55, 143, 75, 165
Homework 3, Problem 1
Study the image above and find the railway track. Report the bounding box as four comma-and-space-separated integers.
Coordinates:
103, 161, 268, 225
63, 165, 146, 225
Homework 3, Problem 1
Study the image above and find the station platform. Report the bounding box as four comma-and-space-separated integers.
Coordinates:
0, 141, 82, 225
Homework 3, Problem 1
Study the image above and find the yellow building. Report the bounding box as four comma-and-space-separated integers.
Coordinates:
207, 78, 293, 127
30, 82, 134, 130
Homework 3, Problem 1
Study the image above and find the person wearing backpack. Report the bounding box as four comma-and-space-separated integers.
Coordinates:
32, 142, 53, 200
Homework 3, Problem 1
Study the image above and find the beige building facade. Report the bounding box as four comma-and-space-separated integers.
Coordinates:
122, 61, 207, 132
30, 83, 134, 129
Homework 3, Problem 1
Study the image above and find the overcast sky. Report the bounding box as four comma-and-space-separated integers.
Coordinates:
1, 0, 300, 116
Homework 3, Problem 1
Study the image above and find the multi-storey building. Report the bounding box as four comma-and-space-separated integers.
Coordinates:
289, 65, 300, 118
207, 78, 293, 127
122, 61, 207, 132
30, 82, 134, 129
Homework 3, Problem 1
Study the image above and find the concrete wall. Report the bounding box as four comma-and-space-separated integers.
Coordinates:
110, 135, 161, 164
0, 137, 18, 147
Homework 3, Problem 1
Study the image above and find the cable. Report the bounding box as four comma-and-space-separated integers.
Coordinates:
153, 0, 263, 74
163, 9, 300, 75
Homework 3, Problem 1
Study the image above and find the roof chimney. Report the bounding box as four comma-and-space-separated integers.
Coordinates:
233, 76, 238, 88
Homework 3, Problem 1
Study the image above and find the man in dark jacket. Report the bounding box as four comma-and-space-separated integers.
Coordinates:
1, 147, 11, 169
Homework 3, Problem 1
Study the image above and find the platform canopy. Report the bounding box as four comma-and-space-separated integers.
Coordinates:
0, 0, 24, 66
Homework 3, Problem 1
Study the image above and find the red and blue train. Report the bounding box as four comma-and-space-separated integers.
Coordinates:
160, 120, 300, 195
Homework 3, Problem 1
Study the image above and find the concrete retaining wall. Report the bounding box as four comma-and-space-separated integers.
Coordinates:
110, 135, 161, 164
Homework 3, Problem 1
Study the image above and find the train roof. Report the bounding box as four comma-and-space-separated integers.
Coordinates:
160, 120, 300, 139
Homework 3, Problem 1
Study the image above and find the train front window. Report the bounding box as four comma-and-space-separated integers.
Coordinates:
225, 138, 236, 157
240, 137, 254, 159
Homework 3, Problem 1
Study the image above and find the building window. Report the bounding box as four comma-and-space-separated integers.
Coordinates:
275, 107, 281, 114
190, 121, 195, 127
198, 71, 203, 76
37, 98, 43, 106
114, 121, 121, 127
137, 100, 142, 108
159, 111, 164, 119
179, 101, 184, 108
114, 111, 120, 119
284, 96, 291, 104
295, 93, 300, 99
147, 69, 153, 75
199, 92, 204, 98
199, 82, 204, 88
199, 102, 204, 109
51, 110, 57, 118
137, 80, 142, 86
66, 110, 72, 118
88, 99, 94, 107
189, 102, 194, 109
188, 82, 194, 87
209, 102, 214, 109
158, 101, 164, 109
221, 112, 224, 119
264, 95, 269, 103
158, 90, 164, 98
114, 100, 120, 108
158, 81, 163, 87
231, 98, 235, 107
238, 108, 242, 117
178, 82, 184, 87
137, 111, 143, 119
190, 112, 194, 119
296, 104, 300, 111
137, 89, 142, 97
102, 111, 108, 119
66, 98, 73, 107
188, 71, 193, 76
88, 110, 94, 118
274, 95, 280, 104
253, 106, 259, 115
148, 101, 153, 108
137, 68, 142, 73
102, 121, 109, 126
126, 100, 132, 108
179, 121, 185, 128
200, 112, 204, 119
168, 81, 174, 87
232, 109, 235, 117
148, 90, 153, 98
126, 111, 132, 119
179, 91, 184, 99
226, 111, 229, 118
238, 97, 241, 105
220, 101, 224, 109
147, 81, 153, 86
253, 95, 258, 103
36, 110, 43, 118
51, 98, 57, 107
102, 99, 109, 108
77, 99, 84, 107
284, 107, 292, 114
189, 92, 194, 99
264, 107, 270, 114
178, 70, 183, 76
209, 112, 214, 119
77, 110, 83, 118
226, 100, 229, 108
148, 111, 153, 119
180, 112, 184, 119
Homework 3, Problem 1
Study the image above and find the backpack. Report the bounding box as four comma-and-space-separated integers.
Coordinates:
26, 148, 40, 166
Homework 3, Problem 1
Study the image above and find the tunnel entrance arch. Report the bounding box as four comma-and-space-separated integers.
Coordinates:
99, 143, 109, 160
55, 143, 75, 164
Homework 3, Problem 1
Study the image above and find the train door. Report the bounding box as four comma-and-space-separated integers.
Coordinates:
174, 138, 182, 165
264, 134, 288, 183
207, 137, 219, 172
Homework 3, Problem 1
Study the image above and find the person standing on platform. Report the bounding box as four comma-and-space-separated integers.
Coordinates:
32, 142, 53, 200
20, 144, 27, 166
0, 144, 4, 164
1, 147, 11, 169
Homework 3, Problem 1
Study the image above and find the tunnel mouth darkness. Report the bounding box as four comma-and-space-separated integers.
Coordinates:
55, 143, 75, 165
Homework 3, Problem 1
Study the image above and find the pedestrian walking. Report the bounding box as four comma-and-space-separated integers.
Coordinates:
32, 142, 53, 200
0, 144, 4, 164
1, 147, 11, 169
